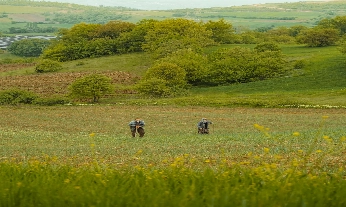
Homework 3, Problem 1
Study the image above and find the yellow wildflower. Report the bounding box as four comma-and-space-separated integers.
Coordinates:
263, 147, 270, 153
293, 132, 300, 136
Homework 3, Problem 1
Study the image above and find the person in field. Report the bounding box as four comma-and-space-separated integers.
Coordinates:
197, 118, 212, 134
129, 118, 145, 137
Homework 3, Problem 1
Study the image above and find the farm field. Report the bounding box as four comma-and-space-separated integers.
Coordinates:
0, 105, 346, 206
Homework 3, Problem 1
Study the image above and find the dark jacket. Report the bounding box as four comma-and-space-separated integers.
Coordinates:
129, 120, 145, 130
197, 119, 212, 129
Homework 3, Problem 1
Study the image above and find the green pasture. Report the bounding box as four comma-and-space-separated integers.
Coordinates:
0, 105, 346, 206
0, 5, 59, 13
0, 105, 345, 164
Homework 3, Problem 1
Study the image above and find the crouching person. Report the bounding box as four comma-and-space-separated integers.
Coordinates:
197, 118, 212, 134
129, 118, 145, 138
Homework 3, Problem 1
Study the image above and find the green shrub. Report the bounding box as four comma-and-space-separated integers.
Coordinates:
136, 62, 188, 97
35, 60, 63, 73
254, 42, 281, 52
33, 96, 70, 106
0, 89, 38, 105
143, 62, 187, 88
135, 78, 171, 97
7, 38, 51, 57
294, 60, 306, 69
157, 49, 209, 85
68, 74, 114, 103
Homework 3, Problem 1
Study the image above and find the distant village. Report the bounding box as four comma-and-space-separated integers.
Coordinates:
0, 35, 56, 50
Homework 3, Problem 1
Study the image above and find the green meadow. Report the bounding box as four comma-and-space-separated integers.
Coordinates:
0, 105, 346, 206
1, 1, 346, 206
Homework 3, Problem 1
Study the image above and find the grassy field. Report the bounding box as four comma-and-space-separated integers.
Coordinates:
0, 105, 346, 206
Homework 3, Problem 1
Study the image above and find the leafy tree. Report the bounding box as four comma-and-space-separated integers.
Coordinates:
117, 19, 158, 53
42, 22, 133, 61
59, 23, 101, 42
288, 25, 308, 37
263, 27, 295, 43
68, 74, 114, 103
237, 31, 265, 44
142, 18, 215, 58
318, 16, 346, 35
7, 38, 51, 57
157, 49, 209, 85
204, 19, 235, 44
136, 62, 187, 97
143, 62, 187, 87
42, 23, 102, 61
92, 20, 135, 39
206, 46, 287, 85
297, 28, 340, 47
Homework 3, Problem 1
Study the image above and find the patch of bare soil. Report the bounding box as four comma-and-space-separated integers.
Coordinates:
0, 63, 36, 73
0, 71, 138, 96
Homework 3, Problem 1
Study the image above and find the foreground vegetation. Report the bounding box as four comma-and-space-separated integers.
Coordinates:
0, 105, 346, 206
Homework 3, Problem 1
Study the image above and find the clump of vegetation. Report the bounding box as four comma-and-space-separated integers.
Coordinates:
35, 59, 63, 73
0, 88, 38, 105
33, 96, 70, 106
205, 44, 287, 85
7, 38, 51, 57
68, 74, 115, 102
135, 62, 187, 97
294, 59, 306, 69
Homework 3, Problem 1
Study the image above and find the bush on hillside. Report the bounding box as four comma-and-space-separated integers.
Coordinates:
68, 74, 114, 103
296, 28, 340, 47
135, 78, 171, 97
0, 88, 38, 105
33, 96, 70, 106
157, 49, 209, 85
205, 46, 287, 85
136, 62, 188, 97
35, 59, 63, 73
254, 42, 281, 52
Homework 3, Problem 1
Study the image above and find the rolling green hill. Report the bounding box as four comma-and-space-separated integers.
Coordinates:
1, 43, 345, 108
1, 0, 346, 34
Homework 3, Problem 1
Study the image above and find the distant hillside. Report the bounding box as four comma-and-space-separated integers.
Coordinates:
0, 0, 345, 33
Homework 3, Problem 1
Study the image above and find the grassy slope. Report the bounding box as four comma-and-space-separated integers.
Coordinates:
1, 44, 345, 107
182, 45, 346, 107
102, 44, 346, 108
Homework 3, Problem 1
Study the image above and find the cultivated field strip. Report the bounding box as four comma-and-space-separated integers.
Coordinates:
0, 70, 138, 96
